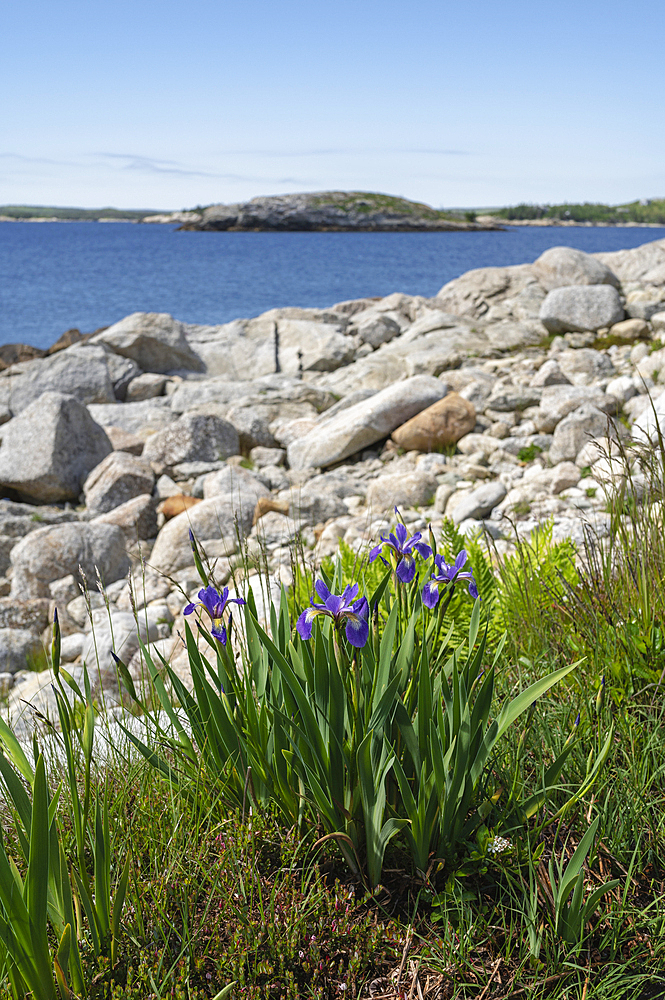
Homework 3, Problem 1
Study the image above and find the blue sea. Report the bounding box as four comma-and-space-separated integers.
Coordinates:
2, 221, 665, 349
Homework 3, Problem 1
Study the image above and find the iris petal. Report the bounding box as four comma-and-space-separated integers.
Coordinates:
315, 579, 331, 603
183, 602, 197, 616
396, 554, 416, 583
422, 581, 440, 609
296, 609, 314, 640
454, 550, 468, 572
345, 615, 369, 648
369, 544, 383, 563
394, 522, 408, 548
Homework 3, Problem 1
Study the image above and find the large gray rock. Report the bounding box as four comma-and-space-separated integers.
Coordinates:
288, 376, 446, 470
451, 481, 507, 524
149, 495, 251, 575
0, 629, 42, 673
532, 246, 619, 291
181, 311, 353, 380
83, 451, 154, 515
366, 472, 438, 511
436, 264, 536, 320
549, 405, 613, 464
0, 393, 112, 503
539, 285, 624, 333
142, 413, 240, 472
0, 345, 115, 414
90, 313, 206, 374
10, 522, 130, 599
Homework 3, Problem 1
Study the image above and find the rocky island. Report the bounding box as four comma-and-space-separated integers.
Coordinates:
144, 191, 502, 232
1, 237, 665, 737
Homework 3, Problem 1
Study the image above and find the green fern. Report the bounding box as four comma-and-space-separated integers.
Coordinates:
434, 519, 503, 649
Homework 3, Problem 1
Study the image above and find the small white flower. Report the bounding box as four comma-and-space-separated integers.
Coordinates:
487, 835, 511, 855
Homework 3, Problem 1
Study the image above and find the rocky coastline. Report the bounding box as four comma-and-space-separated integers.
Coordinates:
2, 236, 665, 737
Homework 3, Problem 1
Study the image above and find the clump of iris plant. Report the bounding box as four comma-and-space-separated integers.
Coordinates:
296, 581, 369, 648
369, 509, 432, 583
422, 550, 479, 608
184, 585, 246, 645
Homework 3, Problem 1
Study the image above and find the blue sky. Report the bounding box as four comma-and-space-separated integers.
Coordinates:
2, 0, 664, 210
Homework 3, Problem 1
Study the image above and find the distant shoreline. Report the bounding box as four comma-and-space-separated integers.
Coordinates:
2, 215, 664, 230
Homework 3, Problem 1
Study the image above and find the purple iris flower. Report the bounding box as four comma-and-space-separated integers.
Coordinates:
422, 550, 479, 609
369, 512, 432, 584
184, 585, 245, 645
296, 581, 369, 648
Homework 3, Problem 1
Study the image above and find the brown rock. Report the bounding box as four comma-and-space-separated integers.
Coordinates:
253, 496, 290, 525
47, 329, 92, 354
157, 494, 202, 521
391, 392, 476, 451
0, 343, 46, 371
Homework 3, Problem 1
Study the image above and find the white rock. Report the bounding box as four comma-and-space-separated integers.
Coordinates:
87, 399, 176, 440
366, 472, 438, 511
530, 359, 571, 387
287, 376, 446, 470
60, 632, 86, 662
533, 385, 617, 433
125, 373, 168, 401
434, 483, 454, 514
556, 349, 615, 387
532, 246, 618, 291
456, 434, 501, 458
651, 311, 665, 334
451, 481, 507, 524
540, 285, 624, 333
605, 375, 637, 405
93, 494, 157, 541
549, 405, 612, 464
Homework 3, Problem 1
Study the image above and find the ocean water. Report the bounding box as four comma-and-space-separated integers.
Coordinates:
2, 221, 665, 349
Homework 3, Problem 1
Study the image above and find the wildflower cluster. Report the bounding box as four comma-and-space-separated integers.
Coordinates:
295, 510, 478, 648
